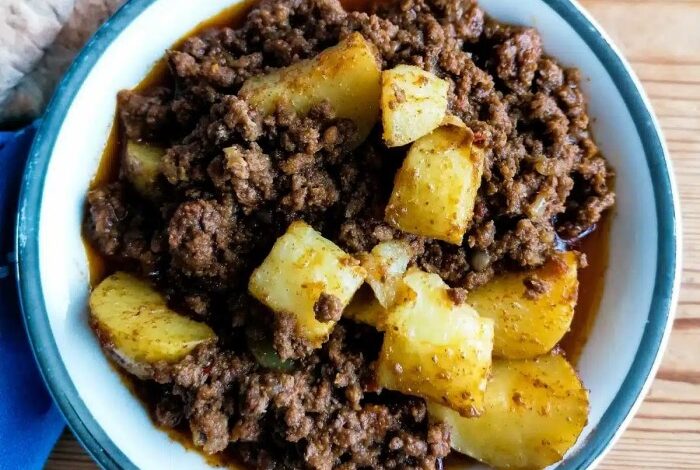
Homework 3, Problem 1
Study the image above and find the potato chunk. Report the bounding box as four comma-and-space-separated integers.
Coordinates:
468, 251, 579, 359
377, 268, 494, 417
248, 221, 366, 348
239, 32, 381, 147
344, 240, 413, 330
343, 286, 389, 331
359, 240, 413, 309
123, 140, 164, 198
89, 272, 216, 378
385, 124, 485, 245
381, 65, 449, 147
429, 354, 589, 469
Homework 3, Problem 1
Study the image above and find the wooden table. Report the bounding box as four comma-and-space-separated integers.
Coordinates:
46, 0, 700, 468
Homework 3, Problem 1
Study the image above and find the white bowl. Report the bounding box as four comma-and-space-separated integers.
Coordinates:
15, 0, 681, 468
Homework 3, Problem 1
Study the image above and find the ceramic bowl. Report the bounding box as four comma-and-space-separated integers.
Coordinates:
15, 0, 681, 468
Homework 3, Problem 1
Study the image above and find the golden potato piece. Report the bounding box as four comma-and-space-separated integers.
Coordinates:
359, 240, 413, 309
377, 268, 494, 417
385, 123, 485, 245
381, 65, 449, 147
89, 272, 216, 378
345, 240, 413, 330
248, 221, 366, 348
468, 251, 579, 359
343, 286, 389, 331
429, 354, 589, 469
239, 32, 381, 147
123, 140, 164, 198
441, 113, 467, 128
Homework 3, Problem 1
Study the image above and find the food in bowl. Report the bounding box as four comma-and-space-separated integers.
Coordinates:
83, 0, 615, 467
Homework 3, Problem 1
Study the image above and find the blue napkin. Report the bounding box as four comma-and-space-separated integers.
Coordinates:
0, 123, 65, 469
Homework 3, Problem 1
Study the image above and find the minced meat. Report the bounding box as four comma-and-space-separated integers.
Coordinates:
314, 293, 344, 323
84, 0, 614, 468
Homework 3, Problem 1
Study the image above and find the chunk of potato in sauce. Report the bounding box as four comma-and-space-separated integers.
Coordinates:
377, 268, 494, 417
429, 354, 589, 470
248, 221, 366, 350
468, 251, 579, 359
122, 140, 164, 198
343, 285, 390, 331
358, 240, 413, 309
385, 123, 485, 245
381, 65, 449, 147
239, 32, 381, 148
89, 272, 216, 379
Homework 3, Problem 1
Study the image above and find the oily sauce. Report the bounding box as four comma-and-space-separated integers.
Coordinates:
85, 0, 611, 467
560, 214, 611, 364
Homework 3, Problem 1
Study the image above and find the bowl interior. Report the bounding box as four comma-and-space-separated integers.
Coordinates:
20, 0, 676, 468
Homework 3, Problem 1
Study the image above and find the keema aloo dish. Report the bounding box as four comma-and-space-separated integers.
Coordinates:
84, 0, 615, 468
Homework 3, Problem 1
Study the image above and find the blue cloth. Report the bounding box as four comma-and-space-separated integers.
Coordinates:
0, 123, 65, 469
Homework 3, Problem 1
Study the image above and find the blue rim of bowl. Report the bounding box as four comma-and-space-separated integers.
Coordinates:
15, 0, 679, 469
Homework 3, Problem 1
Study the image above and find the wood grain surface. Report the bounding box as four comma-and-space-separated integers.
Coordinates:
45, 0, 700, 468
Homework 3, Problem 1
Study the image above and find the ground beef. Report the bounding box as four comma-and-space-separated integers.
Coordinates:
117, 88, 174, 140
273, 312, 315, 361
84, 182, 163, 274
85, 0, 614, 467
314, 293, 343, 322
447, 287, 468, 305
86, 183, 127, 257
523, 275, 550, 299
167, 197, 256, 282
